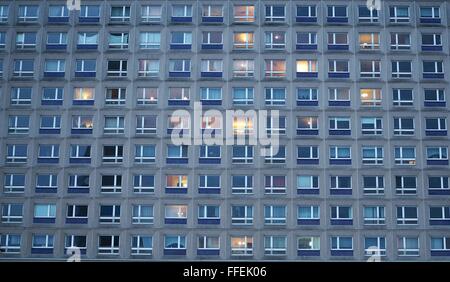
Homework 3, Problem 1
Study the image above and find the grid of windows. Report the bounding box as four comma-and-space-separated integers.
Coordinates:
0, 0, 449, 261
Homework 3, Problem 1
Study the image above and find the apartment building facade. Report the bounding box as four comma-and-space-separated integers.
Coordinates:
0, 0, 449, 261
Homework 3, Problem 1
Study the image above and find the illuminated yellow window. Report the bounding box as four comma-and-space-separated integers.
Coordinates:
234, 5, 255, 22
233, 116, 254, 135
296, 60, 317, 73
360, 88, 382, 106
359, 33, 380, 49
234, 32, 254, 49
166, 175, 188, 188
231, 236, 253, 255
73, 87, 94, 100
265, 60, 286, 77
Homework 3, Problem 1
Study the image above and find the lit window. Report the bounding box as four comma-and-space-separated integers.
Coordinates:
233, 32, 254, 49
234, 5, 255, 23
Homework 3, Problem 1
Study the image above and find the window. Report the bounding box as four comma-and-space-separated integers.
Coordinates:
165, 205, 187, 221
65, 235, 87, 253
265, 32, 286, 49
428, 176, 449, 194
330, 176, 352, 194
264, 146, 286, 164
420, 7, 440, 20
48, 5, 68, 19
141, 5, 162, 23
231, 236, 253, 256
13, 59, 34, 77
264, 205, 286, 225
136, 115, 157, 134
328, 88, 350, 105
66, 205, 88, 221
234, 5, 255, 23
393, 89, 413, 106
266, 115, 286, 136
364, 237, 386, 257
201, 60, 223, 76
331, 206, 353, 223
104, 116, 125, 134
80, 5, 100, 21
132, 205, 154, 224
98, 236, 120, 255
131, 236, 152, 255
296, 32, 317, 50
397, 206, 418, 225
199, 175, 220, 193
392, 61, 412, 78
8, 115, 29, 134
168, 87, 190, 104
360, 60, 381, 78
398, 237, 419, 256
36, 174, 57, 192
138, 60, 159, 77
265, 5, 285, 22
297, 175, 319, 193
198, 205, 220, 223
105, 88, 126, 105
233, 88, 254, 105
328, 32, 348, 49
77, 32, 98, 47
32, 234, 54, 251
265, 60, 286, 78
70, 145, 91, 162
137, 88, 158, 105
364, 206, 385, 225
109, 33, 129, 50
297, 146, 319, 163
171, 32, 192, 46
135, 145, 156, 164
168, 115, 190, 134
2, 204, 23, 223
328, 60, 349, 76
0, 5, 9, 23
359, 33, 380, 50
360, 88, 382, 106
298, 237, 320, 254
394, 147, 416, 165
0, 234, 21, 254
362, 146, 384, 165
232, 146, 253, 164
203, 5, 223, 18
0, 32, 4, 49
297, 88, 318, 105
265, 88, 285, 105
16, 32, 36, 49
102, 145, 123, 163
329, 146, 351, 162
172, 5, 192, 18
198, 236, 220, 252
68, 175, 90, 191
38, 144, 59, 162
167, 145, 188, 159
361, 117, 383, 135
164, 235, 186, 251
99, 205, 121, 224
110, 6, 130, 22
329, 117, 350, 133
264, 236, 287, 256
233, 60, 254, 77
425, 118, 447, 135
390, 6, 410, 23
430, 207, 450, 223
34, 204, 56, 221
44, 60, 65, 76
140, 32, 160, 50
199, 145, 221, 161
298, 206, 320, 222
233, 32, 254, 49
166, 175, 188, 192
363, 176, 384, 195
391, 33, 411, 50
359, 6, 379, 23
72, 116, 93, 132
232, 175, 253, 194
169, 59, 191, 75
11, 87, 32, 105
427, 147, 448, 163
202, 31, 222, 47
18, 5, 39, 22
101, 175, 122, 193
296, 60, 318, 75
422, 34, 442, 50
133, 175, 155, 194
231, 205, 253, 225
327, 5, 347, 22
264, 176, 286, 194
75, 59, 96, 76
6, 144, 27, 163
423, 61, 444, 78
296, 5, 317, 21
4, 174, 25, 193
331, 237, 353, 253
200, 88, 222, 103
431, 237, 450, 253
